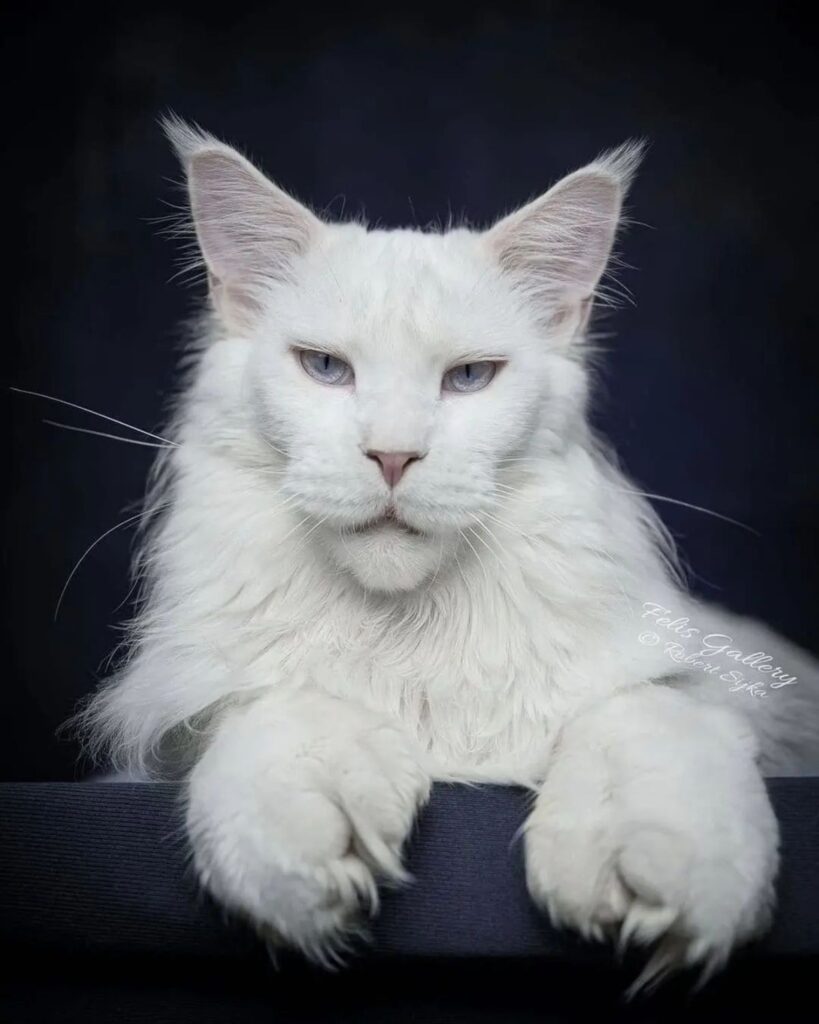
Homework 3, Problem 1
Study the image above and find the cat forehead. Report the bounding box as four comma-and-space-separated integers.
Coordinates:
320, 223, 487, 288
277, 223, 517, 356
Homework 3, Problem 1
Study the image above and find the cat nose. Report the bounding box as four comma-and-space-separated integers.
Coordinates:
365, 450, 423, 488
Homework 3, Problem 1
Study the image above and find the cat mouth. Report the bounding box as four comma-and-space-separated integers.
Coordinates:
350, 507, 423, 537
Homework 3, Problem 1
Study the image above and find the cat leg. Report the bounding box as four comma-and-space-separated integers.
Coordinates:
186, 690, 430, 961
524, 685, 778, 988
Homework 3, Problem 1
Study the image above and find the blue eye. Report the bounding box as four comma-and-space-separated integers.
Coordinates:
298, 349, 354, 386
442, 361, 498, 394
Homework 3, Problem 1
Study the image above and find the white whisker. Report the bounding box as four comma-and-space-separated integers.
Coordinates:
11, 387, 178, 447
275, 513, 314, 547
466, 519, 497, 554
466, 523, 503, 573
452, 545, 469, 591
288, 514, 331, 561
259, 434, 289, 459
496, 457, 542, 465
459, 528, 489, 585
478, 508, 529, 539
55, 504, 168, 621
428, 535, 447, 587
43, 419, 176, 450
608, 486, 758, 534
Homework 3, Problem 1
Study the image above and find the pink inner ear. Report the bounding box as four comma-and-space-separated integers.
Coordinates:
487, 141, 644, 323
185, 147, 319, 331
492, 171, 622, 307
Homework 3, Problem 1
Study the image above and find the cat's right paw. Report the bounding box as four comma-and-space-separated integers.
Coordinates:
186, 711, 430, 962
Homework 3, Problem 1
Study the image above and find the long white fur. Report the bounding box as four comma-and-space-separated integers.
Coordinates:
81, 119, 819, 982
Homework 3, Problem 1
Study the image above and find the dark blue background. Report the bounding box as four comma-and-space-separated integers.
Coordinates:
3, 2, 817, 780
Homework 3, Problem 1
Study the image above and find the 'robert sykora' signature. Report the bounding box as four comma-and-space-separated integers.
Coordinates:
639, 602, 798, 698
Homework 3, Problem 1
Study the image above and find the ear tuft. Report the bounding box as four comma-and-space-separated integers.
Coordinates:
161, 112, 224, 165
586, 139, 646, 198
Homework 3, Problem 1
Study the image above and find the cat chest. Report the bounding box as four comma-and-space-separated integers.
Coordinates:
260, 608, 561, 776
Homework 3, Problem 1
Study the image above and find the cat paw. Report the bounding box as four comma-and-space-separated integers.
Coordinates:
187, 704, 430, 962
524, 760, 778, 988
527, 817, 776, 985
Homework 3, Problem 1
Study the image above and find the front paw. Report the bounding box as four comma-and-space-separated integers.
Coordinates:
524, 760, 778, 987
187, 705, 430, 962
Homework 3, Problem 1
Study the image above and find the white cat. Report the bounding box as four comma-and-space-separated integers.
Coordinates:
83, 118, 819, 986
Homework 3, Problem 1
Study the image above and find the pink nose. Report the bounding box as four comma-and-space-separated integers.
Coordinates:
366, 450, 422, 488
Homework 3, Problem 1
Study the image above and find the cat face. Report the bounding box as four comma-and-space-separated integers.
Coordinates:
246, 226, 568, 592
168, 118, 638, 593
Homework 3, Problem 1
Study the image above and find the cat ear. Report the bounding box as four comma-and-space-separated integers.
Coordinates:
486, 141, 643, 339
163, 115, 321, 330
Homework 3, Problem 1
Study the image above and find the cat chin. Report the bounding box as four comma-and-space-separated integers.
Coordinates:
323, 524, 445, 594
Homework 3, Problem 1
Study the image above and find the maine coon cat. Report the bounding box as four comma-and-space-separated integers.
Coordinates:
83, 118, 819, 986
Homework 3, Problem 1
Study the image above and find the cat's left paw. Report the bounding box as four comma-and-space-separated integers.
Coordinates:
523, 716, 779, 988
